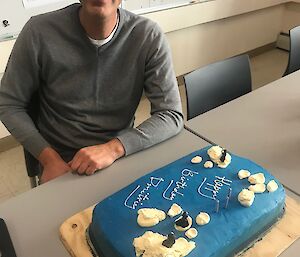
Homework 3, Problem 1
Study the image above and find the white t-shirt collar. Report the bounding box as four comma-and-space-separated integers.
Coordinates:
88, 13, 119, 47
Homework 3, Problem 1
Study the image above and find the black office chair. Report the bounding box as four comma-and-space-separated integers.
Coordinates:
24, 91, 40, 188
183, 54, 252, 120
23, 149, 40, 188
283, 26, 300, 76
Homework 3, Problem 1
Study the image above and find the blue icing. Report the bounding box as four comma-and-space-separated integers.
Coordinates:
88, 146, 286, 257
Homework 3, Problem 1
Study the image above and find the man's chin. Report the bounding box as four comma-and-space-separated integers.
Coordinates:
90, 0, 110, 7
82, 1, 119, 19
86, 6, 109, 17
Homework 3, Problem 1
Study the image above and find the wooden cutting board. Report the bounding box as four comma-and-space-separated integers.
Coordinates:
60, 196, 300, 257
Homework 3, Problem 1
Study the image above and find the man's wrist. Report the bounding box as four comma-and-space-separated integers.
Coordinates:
38, 147, 62, 166
107, 138, 125, 160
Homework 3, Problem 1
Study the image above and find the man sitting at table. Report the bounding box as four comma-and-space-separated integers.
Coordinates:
0, 0, 183, 183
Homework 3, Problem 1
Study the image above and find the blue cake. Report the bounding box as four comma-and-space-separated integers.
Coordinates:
87, 146, 285, 257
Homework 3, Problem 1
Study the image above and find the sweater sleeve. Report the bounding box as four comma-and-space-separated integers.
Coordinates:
0, 18, 50, 158
117, 24, 184, 155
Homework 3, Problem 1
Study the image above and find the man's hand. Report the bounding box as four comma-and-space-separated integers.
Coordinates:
38, 147, 72, 183
69, 138, 125, 175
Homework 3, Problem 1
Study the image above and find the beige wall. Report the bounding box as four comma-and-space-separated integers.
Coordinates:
282, 2, 300, 32
1, 1, 300, 76
0, 40, 15, 74
143, 0, 288, 33
167, 5, 284, 76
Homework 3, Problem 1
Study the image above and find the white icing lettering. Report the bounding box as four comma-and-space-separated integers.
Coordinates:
150, 177, 164, 187
215, 176, 232, 186
124, 177, 164, 209
198, 176, 232, 201
124, 185, 141, 209
163, 180, 176, 201
198, 178, 215, 200
181, 169, 198, 177
163, 169, 198, 201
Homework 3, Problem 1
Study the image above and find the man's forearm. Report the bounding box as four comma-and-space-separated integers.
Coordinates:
38, 147, 64, 166
117, 110, 183, 156
39, 147, 72, 183
68, 138, 125, 175
106, 138, 125, 159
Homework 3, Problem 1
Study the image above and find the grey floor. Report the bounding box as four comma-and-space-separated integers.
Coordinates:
0, 48, 289, 204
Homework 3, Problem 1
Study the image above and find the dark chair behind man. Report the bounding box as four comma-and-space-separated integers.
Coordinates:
24, 91, 40, 188
183, 54, 252, 120
283, 26, 300, 77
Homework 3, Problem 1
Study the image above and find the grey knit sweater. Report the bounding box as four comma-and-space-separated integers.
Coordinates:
0, 4, 183, 161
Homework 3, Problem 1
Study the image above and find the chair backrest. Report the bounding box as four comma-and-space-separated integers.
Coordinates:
183, 54, 252, 120
24, 91, 40, 179
283, 26, 300, 76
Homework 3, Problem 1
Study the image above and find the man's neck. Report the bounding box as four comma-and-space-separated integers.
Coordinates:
79, 8, 118, 40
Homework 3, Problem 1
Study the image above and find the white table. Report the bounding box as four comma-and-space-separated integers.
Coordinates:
0, 130, 208, 257
185, 70, 300, 196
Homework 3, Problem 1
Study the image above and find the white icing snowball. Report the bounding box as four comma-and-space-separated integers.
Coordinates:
248, 173, 266, 184
167, 203, 182, 217
217, 154, 232, 169
185, 228, 198, 239
196, 212, 210, 225
238, 189, 255, 207
133, 231, 196, 257
207, 145, 223, 160
207, 145, 232, 168
267, 180, 279, 192
191, 156, 202, 164
238, 169, 251, 179
204, 161, 213, 168
248, 183, 266, 193
174, 216, 193, 232
137, 208, 166, 227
